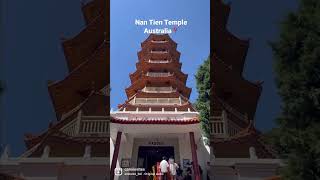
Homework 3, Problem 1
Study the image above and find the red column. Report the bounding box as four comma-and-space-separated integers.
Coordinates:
189, 132, 200, 180
111, 131, 122, 180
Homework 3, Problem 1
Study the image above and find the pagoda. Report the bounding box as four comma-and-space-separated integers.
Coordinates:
209, 0, 282, 179
110, 34, 210, 180
0, 0, 110, 179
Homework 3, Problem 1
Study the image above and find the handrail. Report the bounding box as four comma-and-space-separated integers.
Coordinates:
142, 86, 176, 93
80, 120, 109, 134
214, 95, 247, 121
151, 40, 168, 43
210, 121, 225, 135
134, 98, 181, 105
150, 50, 168, 53
60, 115, 109, 136
146, 72, 172, 77
148, 59, 170, 63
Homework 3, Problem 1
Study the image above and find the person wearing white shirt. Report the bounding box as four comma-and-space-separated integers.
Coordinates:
169, 157, 179, 180
160, 156, 169, 180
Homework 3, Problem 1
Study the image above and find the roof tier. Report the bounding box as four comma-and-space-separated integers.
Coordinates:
25, 93, 109, 150
211, 0, 262, 128
212, 54, 262, 121
213, 27, 249, 75
49, 41, 108, 119
81, 0, 105, 25
134, 91, 186, 98
211, 0, 250, 75
62, 13, 105, 72
141, 34, 177, 47
27, 132, 108, 158
208, 0, 278, 159
21, 0, 109, 158
212, 0, 231, 28
136, 58, 182, 69
111, 117, 199, 125
130, 64, 187, 84
125, 75, 192, 99
211, 123, 276, 159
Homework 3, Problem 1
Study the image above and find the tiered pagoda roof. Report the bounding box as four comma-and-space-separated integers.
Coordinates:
212, 122, 276, 158
210, 0, 273, 158
22, 0, 109, 158
117, 34, 196, 113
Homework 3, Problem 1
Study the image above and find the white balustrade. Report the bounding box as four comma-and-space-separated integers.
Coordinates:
142, 86, 175, 93
150, 50, 168, 53
210, 110, 242, 137
60, 119, 79, 136
151, 40, 168, 43
210, 121, 225, 135
80, 119, 109, 134
60, 115, 109, 136
134, 98, 181, 105
148, 59, 170, 63
210, 111, 227, 136
146, 72, 172, 77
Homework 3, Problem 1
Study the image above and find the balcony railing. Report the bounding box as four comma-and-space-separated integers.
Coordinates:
80, 119, 109, 134
134, 98, 181, 105
146, 72, 172, 77
209, 110, 242, 137
142, 86, 176, 93
150, 50, 168, 53
151, 40, 168, 43
210, 121, 225, 135
61, 119, 79, 136
215, 95, 247, 121
209, 111, 227, 137
148, 59, 170, 64
60, 113, 109, 136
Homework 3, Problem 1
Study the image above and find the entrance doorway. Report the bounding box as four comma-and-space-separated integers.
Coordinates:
137, 146, 174, 173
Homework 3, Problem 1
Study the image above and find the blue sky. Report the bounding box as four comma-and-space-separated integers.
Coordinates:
110, 0, 210, 109
226, 0, 298, 130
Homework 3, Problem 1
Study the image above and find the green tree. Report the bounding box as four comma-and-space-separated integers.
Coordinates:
195, 57, 210, 138
271, 0, 320, 179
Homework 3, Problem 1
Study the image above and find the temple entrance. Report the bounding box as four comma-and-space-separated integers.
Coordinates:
137, 146, 174, 173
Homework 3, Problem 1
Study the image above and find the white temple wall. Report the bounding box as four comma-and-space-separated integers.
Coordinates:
196, 137, 210, 179
178, 133, 192, 165
118, 133, 134, 165
117, 134, 134, 180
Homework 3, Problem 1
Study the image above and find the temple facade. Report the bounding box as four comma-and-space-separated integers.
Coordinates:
209, 0, 282, 180
0, 0, 110, 179
110, 34, 210, 180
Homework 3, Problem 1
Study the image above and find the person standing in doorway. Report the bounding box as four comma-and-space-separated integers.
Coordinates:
175, 164, 183, 180
185, 162, 192, 180
160, 156, 169, 180
168, 157, 179, 180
